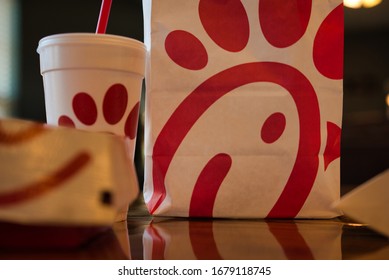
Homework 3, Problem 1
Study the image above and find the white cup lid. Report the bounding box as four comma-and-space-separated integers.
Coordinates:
37, 33, 146, 76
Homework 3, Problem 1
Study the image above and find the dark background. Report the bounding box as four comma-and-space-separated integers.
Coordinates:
13, 0, 389, 188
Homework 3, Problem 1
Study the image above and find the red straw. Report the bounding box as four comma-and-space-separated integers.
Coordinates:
96, 0, 112, 34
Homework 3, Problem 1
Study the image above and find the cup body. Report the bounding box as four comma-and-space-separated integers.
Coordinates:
37, 33, 146, 160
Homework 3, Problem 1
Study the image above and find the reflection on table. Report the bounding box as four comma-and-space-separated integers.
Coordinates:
128, 197, 389, 260
1, 196, 389, 260
142, 219, 342, 260
0, 221, 130, 260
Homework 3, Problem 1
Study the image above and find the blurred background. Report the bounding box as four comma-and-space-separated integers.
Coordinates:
0, 0, 388, 190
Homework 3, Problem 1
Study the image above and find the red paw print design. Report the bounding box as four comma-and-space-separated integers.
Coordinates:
58, 83, 140, 140
148, 0, 343, 218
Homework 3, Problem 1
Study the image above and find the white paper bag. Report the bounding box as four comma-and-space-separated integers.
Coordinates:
143, 0, 344, 218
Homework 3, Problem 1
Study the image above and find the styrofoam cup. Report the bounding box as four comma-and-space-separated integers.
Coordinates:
37, 33, 146, 160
